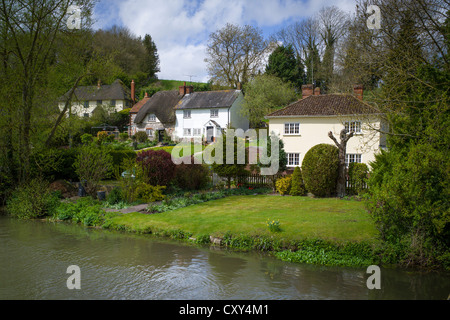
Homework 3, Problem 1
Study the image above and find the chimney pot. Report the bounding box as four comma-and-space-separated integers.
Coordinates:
301, 84, 314, 99
131, 80, 136, 103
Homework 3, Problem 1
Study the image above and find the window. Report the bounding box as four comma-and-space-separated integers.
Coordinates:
345, 154, 362, 167
183, 110, 191, 119
184, 128, 192, 136
193, 128, 202, 136
146, 129, 153, 137
287, 153, 300, 166
148, 114, 156, 122
96, 100, 102, 106
110, 100, 116, 107
210, 109, 219, 117
83, 101, 89, 108
284, 123, 300, 135
83, 113, 89, 118
345, 121, 361, 133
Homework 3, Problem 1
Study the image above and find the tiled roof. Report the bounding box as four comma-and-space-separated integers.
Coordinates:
130, 96, 150, 113
60, 79, 131, 102
175, 90, 241, 109
266, 94, 376, 117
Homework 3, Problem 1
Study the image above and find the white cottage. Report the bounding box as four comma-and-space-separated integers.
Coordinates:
58, 79, 134, 118
266, 85, 386, 168
174, 88, 249, 142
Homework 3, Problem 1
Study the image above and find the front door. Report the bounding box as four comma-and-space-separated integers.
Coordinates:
206, 126, 214, 142
158, 129, 165, 142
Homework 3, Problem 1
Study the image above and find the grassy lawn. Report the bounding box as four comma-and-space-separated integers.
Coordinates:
109, 195, 378, 243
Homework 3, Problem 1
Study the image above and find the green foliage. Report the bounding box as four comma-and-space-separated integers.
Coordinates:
242, 74, 299, 127
73, 145, 113, 196
118, 132, 129, 142
275, 176, 291, 195
289, 167, 307, 196
275, 239, 378, 267
347, 162, 368, 195
173, 162, 211, 191
97, 131, 109, 144
134, 183, 165, 202
302, 144, 339, 197
265, 44, 304, 90
107, 187, 123, 205
366, 144, 449, 267
80, 133, 94, 145
6, 178, 60, 219
210, 135, 249, 188
53, 197, 117, 227
134, 131, 149, 143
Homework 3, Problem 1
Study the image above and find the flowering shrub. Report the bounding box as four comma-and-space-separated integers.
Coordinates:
275, 176, 292, 195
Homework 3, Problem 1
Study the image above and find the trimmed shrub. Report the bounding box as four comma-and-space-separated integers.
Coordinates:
275, 176, 292, 195
136, 149, 176, 186
97, 131, 108, 144
80, 133, 94, 145
302, 144, 339, 197
290, 166, 307, 196
135, 131, 149, 143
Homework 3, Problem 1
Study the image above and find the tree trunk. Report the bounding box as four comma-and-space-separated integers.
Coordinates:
328, 129, 354, 198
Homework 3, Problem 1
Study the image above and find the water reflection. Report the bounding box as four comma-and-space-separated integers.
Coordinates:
0, 217, 448, 300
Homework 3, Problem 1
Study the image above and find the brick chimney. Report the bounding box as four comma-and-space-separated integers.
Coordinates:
131, 80, 136, 104
97, 79, 102, 89
179, 82, 187, 96
301, 84, 314, 99
236, 82, 242, 90
314, 87, 321, 96
353, 85, 364, 101
186, 85, 194, 94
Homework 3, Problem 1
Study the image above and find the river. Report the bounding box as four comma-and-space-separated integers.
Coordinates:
0, 216, 448, 300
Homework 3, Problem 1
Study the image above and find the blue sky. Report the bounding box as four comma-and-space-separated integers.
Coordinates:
92, 0, 356, 82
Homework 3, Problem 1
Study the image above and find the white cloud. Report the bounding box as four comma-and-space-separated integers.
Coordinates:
93, 0, 356, 82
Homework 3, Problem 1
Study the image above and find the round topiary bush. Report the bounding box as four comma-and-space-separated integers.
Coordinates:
302, 144, 339, 197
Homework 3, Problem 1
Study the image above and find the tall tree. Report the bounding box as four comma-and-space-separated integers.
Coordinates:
142, 34, 160, 80
265, 44, 304, 90
205, 23, 271, 87
0, 0, 95, 184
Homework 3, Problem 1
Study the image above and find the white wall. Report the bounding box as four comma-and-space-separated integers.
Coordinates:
59, 100, 126, 118
268, 115, 383, 168
174, 107, 229, 140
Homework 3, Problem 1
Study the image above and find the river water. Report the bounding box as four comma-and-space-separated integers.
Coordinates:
0, 216, 448, 300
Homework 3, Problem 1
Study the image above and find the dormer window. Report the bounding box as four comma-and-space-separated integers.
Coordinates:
148, 114, 156, 122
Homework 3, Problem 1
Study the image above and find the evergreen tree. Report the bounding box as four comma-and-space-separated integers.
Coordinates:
265, 45, 304, 89
142, 34, 160, 80
290, 166, 307, 196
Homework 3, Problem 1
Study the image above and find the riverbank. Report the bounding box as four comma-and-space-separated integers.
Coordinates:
97, 195, 384, 268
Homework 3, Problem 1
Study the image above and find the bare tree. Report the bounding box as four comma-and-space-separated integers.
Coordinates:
205, 23, 271, 87
328, 128, 354, 198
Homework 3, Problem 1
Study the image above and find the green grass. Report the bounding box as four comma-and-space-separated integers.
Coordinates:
109, 195, 378, 243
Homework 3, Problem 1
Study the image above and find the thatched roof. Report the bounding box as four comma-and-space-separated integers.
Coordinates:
134, 90, 182, 124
